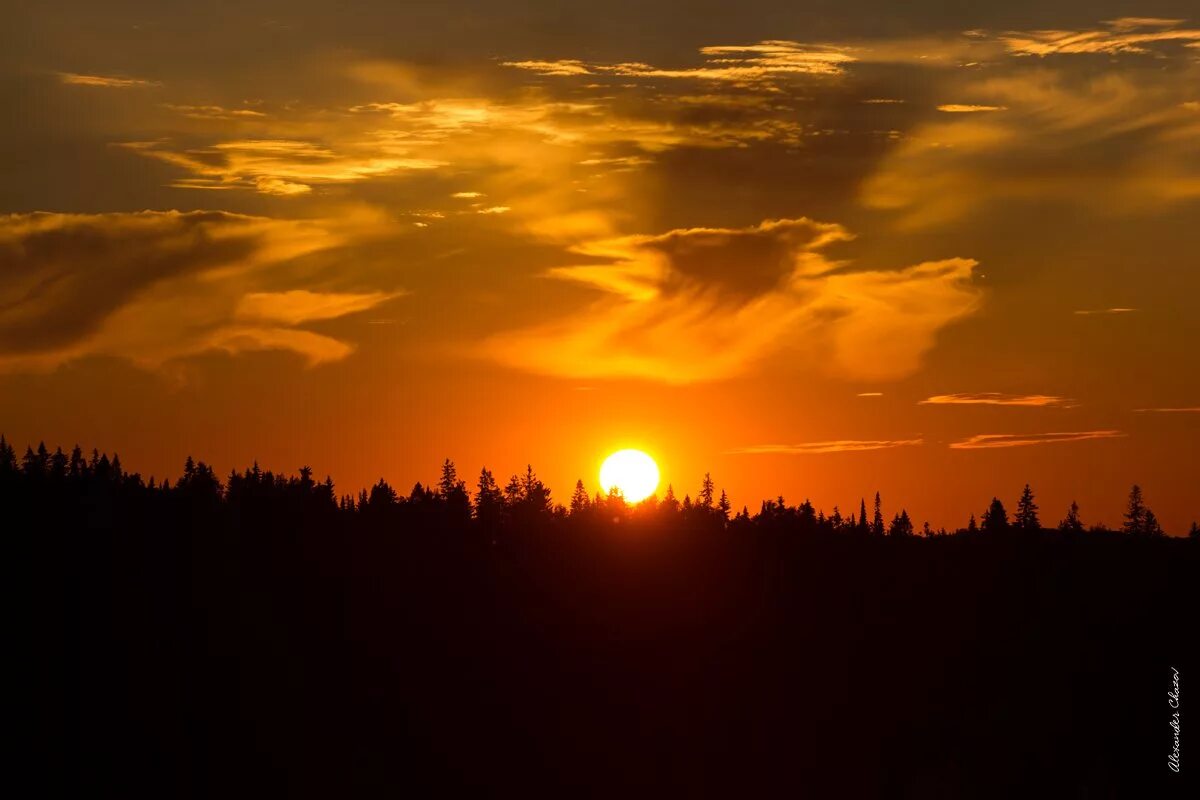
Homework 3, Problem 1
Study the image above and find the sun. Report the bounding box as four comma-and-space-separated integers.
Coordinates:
599, 449, 660, 503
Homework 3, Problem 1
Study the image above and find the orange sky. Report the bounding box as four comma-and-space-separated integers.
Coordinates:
1, 3, 1198, 532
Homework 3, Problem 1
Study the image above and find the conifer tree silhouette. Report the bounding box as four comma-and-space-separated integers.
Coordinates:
570, 480, 591, 516
888, 509, 913, 537
1123, 485, 1146, 535
1142, 508, 1164, 537
662, 485, 679, 515
698, 473, 716, 510
474, 468, 503, 531
981, 498, 1009, 533
1015, 484, 1039, 530
1058, 501, 1084, 533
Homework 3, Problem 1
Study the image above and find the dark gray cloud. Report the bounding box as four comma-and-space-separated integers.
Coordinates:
0, 211, 390, 370
0, 211, 263, 353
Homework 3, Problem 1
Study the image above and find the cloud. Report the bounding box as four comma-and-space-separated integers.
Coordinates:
730, 439, 923, 454
484, 217, 982, 383
857, 392, 883, 397
1073, 307, 1139, 315
950, 431, 1126, 449
163, 104, 267, 120
1002, 18, 1200, 56
936, 104, 1006, 113
1104, 18, 1186, 33
1133, 407, 1200, 413
502, 60, 593, 76
236, 290, 402, 326
0, 211, 390, 372
505, 40, 858, 86
119, 74, 831, 219
451, 191, 484, 198
862, 67, 1200, 227
920, 392, 1077, 408
120, 139, 442, 196
58, 72, 160, 88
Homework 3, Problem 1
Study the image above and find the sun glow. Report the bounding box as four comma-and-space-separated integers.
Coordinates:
599, 449, 660, 503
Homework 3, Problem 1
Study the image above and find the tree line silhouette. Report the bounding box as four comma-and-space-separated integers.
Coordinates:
12, 433, 1196, 797
3, 434, 1194, 538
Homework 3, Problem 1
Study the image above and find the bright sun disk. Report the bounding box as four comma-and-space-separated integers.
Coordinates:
599, 449, 660, 503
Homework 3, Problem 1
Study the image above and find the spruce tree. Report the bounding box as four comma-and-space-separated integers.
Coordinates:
717, 489, 731, 520
1123, 485, 1146, 535
981, 498, 1009, 533
1058, 501, 1084, 533
570, 479, 591, 516
1015, 484, 1039, 530
698, 473, 716, 510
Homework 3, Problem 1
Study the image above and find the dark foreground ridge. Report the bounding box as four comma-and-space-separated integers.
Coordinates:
11, 440, 1198, 797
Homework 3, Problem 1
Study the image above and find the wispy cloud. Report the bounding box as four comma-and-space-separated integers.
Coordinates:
936, 104, 1006, 113
862, 65, 1200, 227
163, 104, 266, 120
505, 40, 857, 85
501, 59, 593, 76
857, 392, 883, 397
120, 139, 441, 196
485, 218, 982, 383
730, 439, 923, 455
950, 431, 1125, 449
1002, 18, 1200, 56
1073, 307, 1140, 315
236, 290, 402, 326
0, 211, 379, 372
58, 72, 160, 88
1133, 407, 1200, 413
920, 392, 1077, 408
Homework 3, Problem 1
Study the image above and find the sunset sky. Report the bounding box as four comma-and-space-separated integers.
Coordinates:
2, 2, 1198, 532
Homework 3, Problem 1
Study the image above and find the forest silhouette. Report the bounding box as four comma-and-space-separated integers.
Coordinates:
9, 435, 1196, 797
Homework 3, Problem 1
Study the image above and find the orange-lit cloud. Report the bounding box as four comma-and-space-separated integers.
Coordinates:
505, 41, 857, 85
502, 60, 593, 76
1133, 407, 1200, 413
936, 104, 1006, 113
862, 65, 1200, 227
236, 290, 403, 326
121, 139, 441, 196
920, 393, 1077, 408
484, 218, 982, 383
730, 439, 923, 454
163, 104, 267, 120
949, 430, 1125, 449
1073, 307, 1139, 315
58, 72, 160, 88
0, 211, 389, 372
1002, 18, 1200, 56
